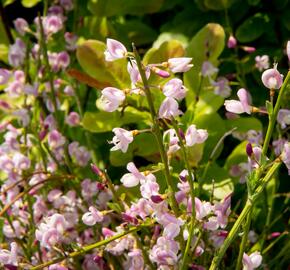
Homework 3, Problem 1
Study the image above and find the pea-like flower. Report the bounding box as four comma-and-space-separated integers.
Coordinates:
167, 57, 193, 73
100, 87, 125, 112
158, 97, 182, 119
162, 78, 187, 101
104, 38, 127, 61
224, 88, 252, 114
255, 55, 269, 72
261, 65, 283, 89
185, 125, 208, 147
277, 109, 290, 129
82, 206, 104, 226
13, 18, 29, 36
242, 251, 262, 270
109, 128, 134, 153
120, 162, 145, 187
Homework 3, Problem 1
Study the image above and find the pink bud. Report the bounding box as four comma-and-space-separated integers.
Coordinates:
150, 66, 170, 78
246, 143, 253, 157
65, 112, 80, 126
151, 195, 164, 203
261, 66, 283, 89
227, 35, 237, 49
241, 46, 256, 53
91, 163, 102, 176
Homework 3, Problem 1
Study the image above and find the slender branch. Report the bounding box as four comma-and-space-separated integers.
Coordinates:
31, 225, 146, 270
132, 44, 179, 215
209, 161, 281, 270
171, 120, 196, 270
235, 208, 252, 270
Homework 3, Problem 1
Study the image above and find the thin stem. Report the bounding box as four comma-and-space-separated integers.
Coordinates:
132, 44, 179, 215
262, 71, 290, 156
31, 225, 146, 270
235, 208, 252, 270
209, 161, 281, 270
171, 120, 196, 270
37, 14, 59, 120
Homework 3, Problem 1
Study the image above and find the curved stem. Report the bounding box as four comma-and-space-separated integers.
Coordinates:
132, 44, 179, 215
31, 225, 145, 270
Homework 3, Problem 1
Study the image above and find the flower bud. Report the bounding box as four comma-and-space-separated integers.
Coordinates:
151, 195, 164, 203
246, 142, 253, 157
287, 41, 290, 62
227, 35, 237, 49
241, 46, 256, 53
150, 66, 170, 78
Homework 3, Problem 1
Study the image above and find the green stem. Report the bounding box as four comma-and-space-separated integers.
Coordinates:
235, 208, 252, 270
262, 71, 290, 156
132, 45, 179, 215
37, 14, 59, 121
31, 226, 144, 270
209, 161, 281, 270
171, 120, 196, 270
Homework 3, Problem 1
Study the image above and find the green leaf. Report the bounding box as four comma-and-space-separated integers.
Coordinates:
236, 13, 270, 42
184, 23, 225, 105
21, 0, 41, 7
204, 0, 234, 10
82, 108, 150, 133
0, 44, 8, 63
143, 40, 185, 65
88, 0, 164, 17
225, 117, 263, 133
152, 32, 189, 49
224, 141, 248, 171
76, 40, 130, 89
202, 163, 234, 199
193, 112, 227, 161
114, 20, 158, 46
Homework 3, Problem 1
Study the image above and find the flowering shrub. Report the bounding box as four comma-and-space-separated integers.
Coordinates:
0, 1, 289, 270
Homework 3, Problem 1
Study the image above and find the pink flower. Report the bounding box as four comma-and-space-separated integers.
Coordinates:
43, 15, 63, 35
110, 128, 134, 153
281, 142, 290, 175
163, 129, 180, 154
47, 130, 66, 149
255, 55, 269, 72
212, 77, 231, 98
277, 109, 290, 129
242, 251, 262, 270
8, 38, 26, 67
104, 38, 127, 61
195, 197, 212, 220
242, 46, 256, 53
100, 87, 125, 112
140, 174, 159, 199
60, 0, 73, 11
127, 60, 150, 86
224, 88, 251, 114
185, 125, 208, 146
158, 97, 182, 119
162, 78, 187, 100
127, 249, 144, 270
227, 35, 237, 49
57, 51, 70, 70
201, 61, 218, 77
68, 142, 91, 167
261, 65, 283, 89
0, 69, 11, 85
13, 18, 29, 36
64, 32, 78, 51
82, 206, 104, 226
167, 57, 193, 73
0, 242, 18, 265
120, 162, 145, 187
66, 112, 80, 126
